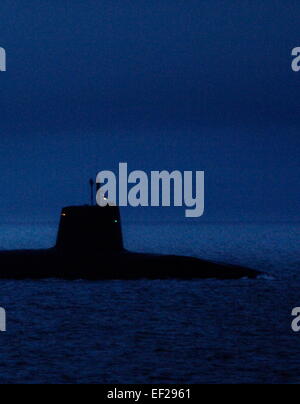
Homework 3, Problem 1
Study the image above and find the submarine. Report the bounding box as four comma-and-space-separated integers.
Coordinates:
0, 204, 261, 280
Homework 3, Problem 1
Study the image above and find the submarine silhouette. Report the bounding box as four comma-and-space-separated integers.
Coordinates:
0, 205, 261, 280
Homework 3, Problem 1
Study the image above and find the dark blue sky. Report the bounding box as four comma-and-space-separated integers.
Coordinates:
0, 0, 299, 222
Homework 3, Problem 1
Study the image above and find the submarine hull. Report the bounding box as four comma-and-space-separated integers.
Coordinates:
0, 249, 261, 280
0, 206, 262, 280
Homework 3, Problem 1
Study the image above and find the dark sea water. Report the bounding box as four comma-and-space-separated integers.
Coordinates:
0, 222, 299, 384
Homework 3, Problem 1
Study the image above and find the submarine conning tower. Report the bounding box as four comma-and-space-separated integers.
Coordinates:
55, 205, 124, 254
